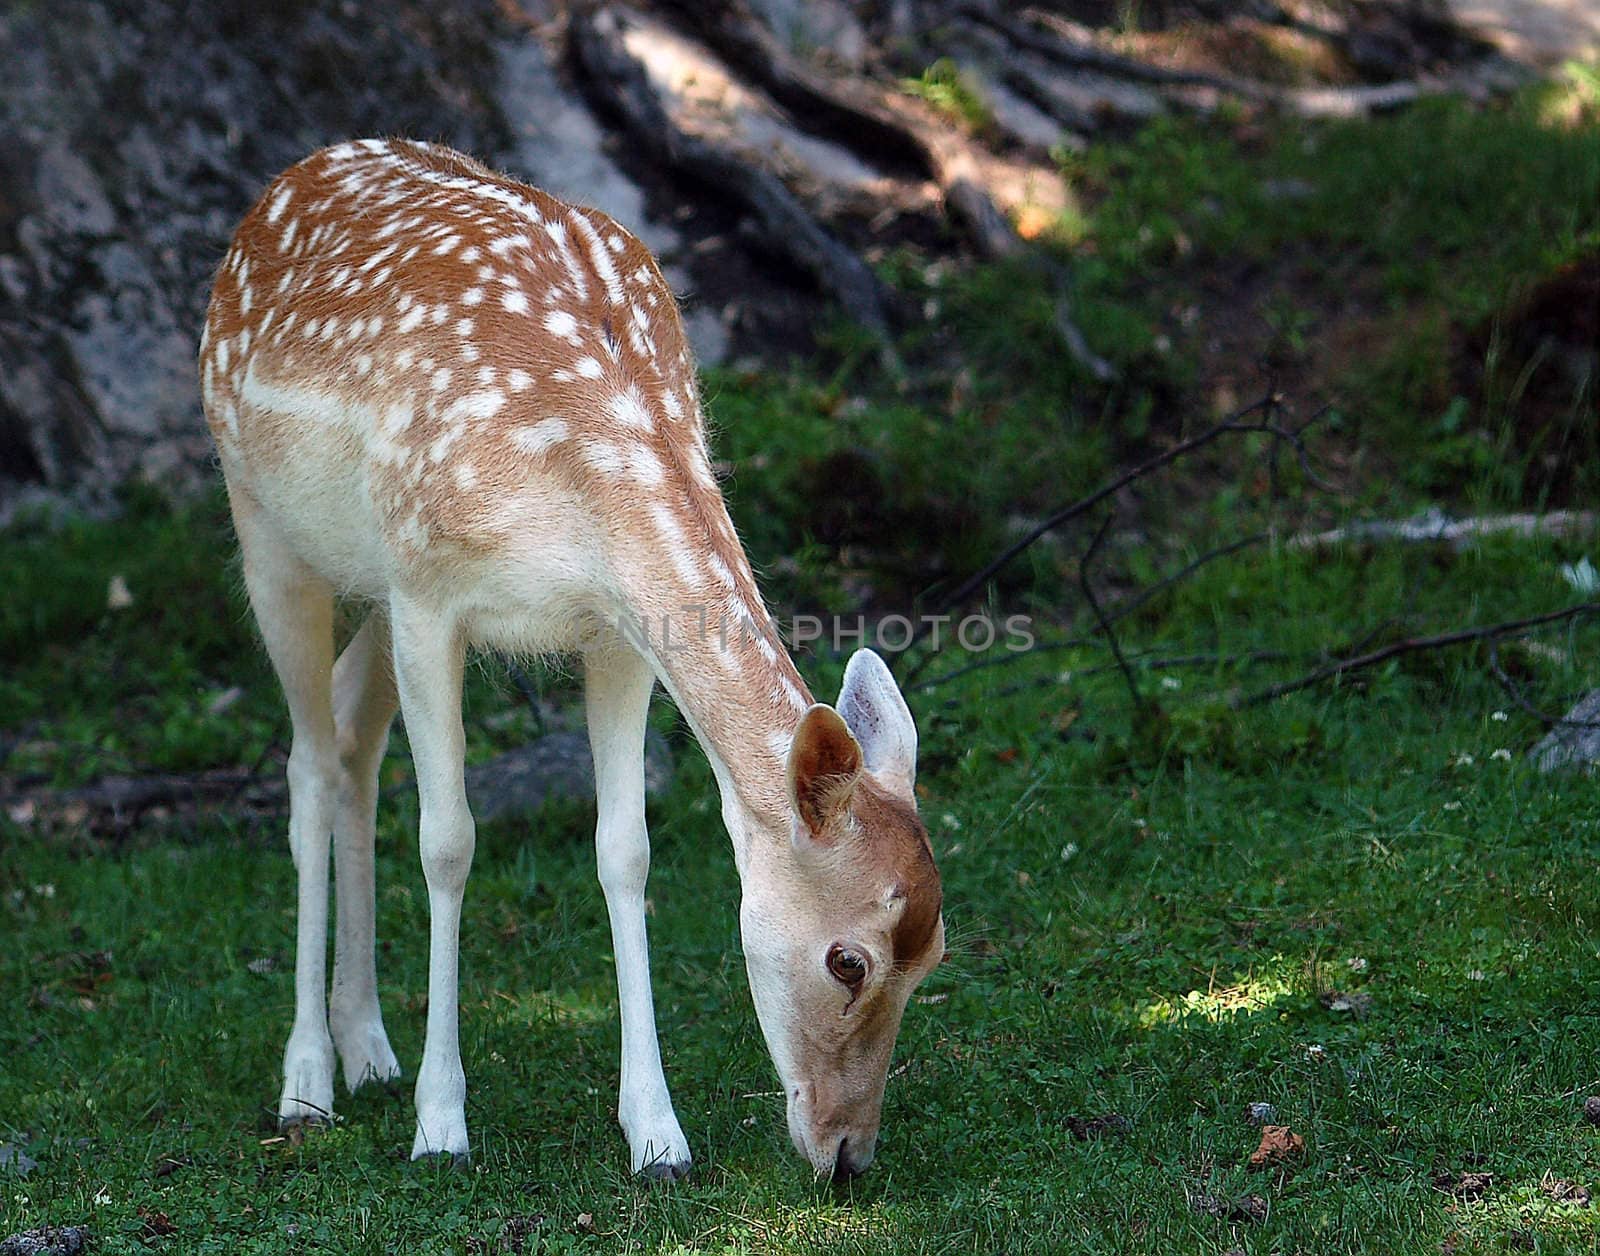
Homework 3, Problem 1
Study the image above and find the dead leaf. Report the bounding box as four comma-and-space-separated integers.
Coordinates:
1432, 1169, 1493, 1199
137, 1206, 177, 1238
1065, 1113, 1132, 1141
1248, 1125, 1305, 1171
107, 575, 134, 610
206, 686, 244, 716
1541, 1175, 1591, 1207
1320, 990, 1373, 1017
574, 1212, 595, 1234
1190, 1192, 1268, 1223
1014, 204, 1054, 241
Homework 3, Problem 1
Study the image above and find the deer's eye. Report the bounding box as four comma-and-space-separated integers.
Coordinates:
826, 944, 869, 987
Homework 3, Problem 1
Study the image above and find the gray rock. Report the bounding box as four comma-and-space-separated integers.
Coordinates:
0, 1226, 88, 1256
0, 1145, 37, 1177
465, 730, 674, 823
1528, 689, 1600, 773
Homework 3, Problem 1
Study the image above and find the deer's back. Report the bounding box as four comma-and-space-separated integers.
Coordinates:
200, 139, 720, 631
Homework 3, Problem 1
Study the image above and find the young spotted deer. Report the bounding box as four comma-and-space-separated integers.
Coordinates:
199, 139, 944, 1179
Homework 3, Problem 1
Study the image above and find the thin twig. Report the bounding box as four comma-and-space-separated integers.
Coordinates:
897, 389, 1328, 680
1237, 602, 1600, 707
1097, 532, 1273, 633
1486, 639, 1600, 730
1079, 509, 1143, 709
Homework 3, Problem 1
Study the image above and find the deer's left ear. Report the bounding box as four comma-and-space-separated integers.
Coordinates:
787, 703, 864, 841
836, 648, 917, 796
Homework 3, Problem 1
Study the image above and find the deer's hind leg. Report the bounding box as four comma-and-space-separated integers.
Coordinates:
329, 613, 402, 1093
232, 493, 340, 1126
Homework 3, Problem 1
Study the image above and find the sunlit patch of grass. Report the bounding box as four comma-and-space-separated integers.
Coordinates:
1133, 960, 1300, 1029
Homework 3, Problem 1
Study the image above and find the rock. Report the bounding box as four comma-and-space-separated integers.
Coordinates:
0, 1227, 89, 1256
1528, 689, 1600, 773
0, 1145, 37, 1177
464, 731, 674, 823
0, 0, 515, 522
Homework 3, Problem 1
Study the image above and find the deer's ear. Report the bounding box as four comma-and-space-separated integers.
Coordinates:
786, 703, 864, 841
836, 649, 917, 796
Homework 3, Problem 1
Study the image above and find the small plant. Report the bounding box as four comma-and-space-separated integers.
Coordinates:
901, 57, 993, 133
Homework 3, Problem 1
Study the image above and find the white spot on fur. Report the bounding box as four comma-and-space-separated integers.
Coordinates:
605, 388, 653, 430
507, 369, 531, 392
649, 504, 703, 587
626, 445, 664, 486
442, 389, 507, 423
510, 417, 568, 455
574, 356, 602, 379
571, 212, 624, 305
584, 441, 626, 476
544, 309, 577, 340
501, 290, 529, 315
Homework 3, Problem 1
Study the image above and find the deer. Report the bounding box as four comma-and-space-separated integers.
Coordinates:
198, 138, 944, 1181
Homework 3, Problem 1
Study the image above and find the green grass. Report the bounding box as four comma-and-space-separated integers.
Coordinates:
4, 495, 1599, 1253
4, 81, 1600, 1256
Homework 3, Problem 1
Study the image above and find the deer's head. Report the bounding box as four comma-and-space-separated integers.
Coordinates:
736, 649, 944, 1178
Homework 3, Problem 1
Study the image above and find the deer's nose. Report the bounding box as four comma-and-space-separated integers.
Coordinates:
831, 1135, 874, 1182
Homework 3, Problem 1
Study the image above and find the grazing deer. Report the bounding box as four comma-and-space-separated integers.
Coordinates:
198, 139, 944, 1179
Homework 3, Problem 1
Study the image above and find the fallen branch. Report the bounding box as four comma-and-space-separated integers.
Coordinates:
1487, 640, 1600, 730
897, 388, 1328, 678
2, 764, 285, 834
1236, 602, 1600, 707
637, 0, 1113, 378
1289, 508, 1597, 550
569, 5, 894, 337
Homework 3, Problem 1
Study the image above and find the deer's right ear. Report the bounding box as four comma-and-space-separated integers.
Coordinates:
786, 703, 863, 844
836, 649, 917, 797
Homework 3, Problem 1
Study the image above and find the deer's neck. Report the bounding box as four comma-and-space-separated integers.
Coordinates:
617, 502, 812, 837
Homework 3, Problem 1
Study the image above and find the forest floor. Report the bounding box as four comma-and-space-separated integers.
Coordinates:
2, 70, 1599, 1256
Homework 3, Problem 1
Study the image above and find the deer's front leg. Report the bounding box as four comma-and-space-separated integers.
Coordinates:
390, 597, 474, 1160
586, 644, 691, 1179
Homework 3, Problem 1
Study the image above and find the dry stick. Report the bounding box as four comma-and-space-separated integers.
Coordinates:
1486, 638, 1600, 730
897, 389, 1308, 680
569, 6, 893, 338
1078, 509, 1144, 709
981, 5, 1466, 118
1236, 602, 1600, 707
649, 0, 1112, 379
